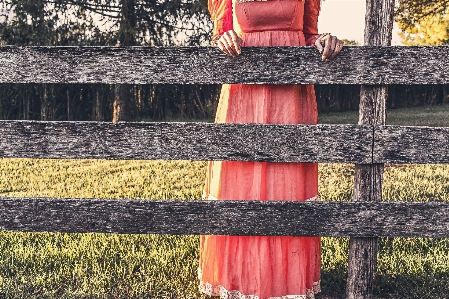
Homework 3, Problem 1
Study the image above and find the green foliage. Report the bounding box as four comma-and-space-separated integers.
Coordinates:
317, 84, 449, 115
0, 0, 101, 46
399, 10, 449, 46
342, 39, 359, 46
395, 0, 449, 45
395, 0, 449, 29
0, 0, 211, 46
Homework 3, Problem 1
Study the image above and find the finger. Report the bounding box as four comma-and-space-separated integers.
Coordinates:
237, 36, 243, 50
217, 40, 232, 56
218, 41, 230, 56
228, 30, 242, 55
223, 32, 238, 57
327, 36, 338, 60
220, 35, 236, 57
219, 34, 232, 56
322, 35, 332, 61
329, 40, 344, 59
315, 38, 324, 54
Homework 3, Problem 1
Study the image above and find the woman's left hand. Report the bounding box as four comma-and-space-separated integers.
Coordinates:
315, 34, 344, 61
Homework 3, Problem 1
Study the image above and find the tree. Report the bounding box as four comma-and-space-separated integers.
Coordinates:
395, 0, 449, 27
393, 1, 449, 108
45, 0, 210, 121
395, 0, 449, 45
0, 0, 212, 122
44, 0, 210, 46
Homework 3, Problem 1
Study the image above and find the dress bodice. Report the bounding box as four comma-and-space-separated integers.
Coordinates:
208, 0, 320, 47
235, 0, 305, 33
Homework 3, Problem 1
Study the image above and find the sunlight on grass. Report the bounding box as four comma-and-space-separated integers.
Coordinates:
0, 159, 448, 298
0, 104, 448, 298
0, 160, 207, 200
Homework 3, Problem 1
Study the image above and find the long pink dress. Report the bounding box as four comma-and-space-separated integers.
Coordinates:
199, 1, 322, 298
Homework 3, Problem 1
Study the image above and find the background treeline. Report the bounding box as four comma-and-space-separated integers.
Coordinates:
0, 0, 448, 122
1, 83, 449, 121
0, 83, 221, 121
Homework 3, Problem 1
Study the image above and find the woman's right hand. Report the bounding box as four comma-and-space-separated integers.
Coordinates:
214, 30, 243, 57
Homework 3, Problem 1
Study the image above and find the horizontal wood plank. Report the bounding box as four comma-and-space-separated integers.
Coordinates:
374, 126, 449, 164
1, 46, 448, 84
0, 197, 448, 237
0, 121, 373, 163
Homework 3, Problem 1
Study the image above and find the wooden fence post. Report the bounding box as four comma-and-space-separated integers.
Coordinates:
346, 1, 395, 299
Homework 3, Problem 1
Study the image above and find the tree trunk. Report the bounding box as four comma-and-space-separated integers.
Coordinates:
41, 84, 48, 121
113, 0, 136, 122
94, 86, 103, 121
113, 84, 133, 122
66, 88, 70, 121
345, 1, 395, 299
444, 85, 449, 104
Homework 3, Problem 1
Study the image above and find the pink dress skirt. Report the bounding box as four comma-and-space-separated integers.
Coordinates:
199, 1, 321, 298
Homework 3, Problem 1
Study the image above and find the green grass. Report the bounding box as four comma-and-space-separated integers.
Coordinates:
319, 103, 449, 126
318, 163, 449, 298
0, 160, 208, 299
0, 104, 448, 298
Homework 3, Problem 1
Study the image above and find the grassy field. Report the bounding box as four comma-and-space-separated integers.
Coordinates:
0, 104, 448, 298
319, 103, 449, 126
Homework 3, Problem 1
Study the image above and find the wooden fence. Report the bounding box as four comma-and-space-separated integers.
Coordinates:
1, 3, 449, 299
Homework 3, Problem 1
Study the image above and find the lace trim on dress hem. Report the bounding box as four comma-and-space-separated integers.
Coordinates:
198, 278, 321, 299
202, 191, 320, 202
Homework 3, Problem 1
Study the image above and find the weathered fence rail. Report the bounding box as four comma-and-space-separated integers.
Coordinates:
1, 46, 449, 84
0, 121, 373, 163
1, 198, 449, 238
0, 121, 448, 164
374, 126, 449, 163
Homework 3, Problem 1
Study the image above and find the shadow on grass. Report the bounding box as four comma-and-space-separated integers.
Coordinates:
374, 272, 449, 299
319, 268, 449, 299
0, 271, 448, 298
319, 267, 347, 299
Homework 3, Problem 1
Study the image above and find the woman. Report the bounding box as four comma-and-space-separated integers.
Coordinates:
199, 0, 343, 298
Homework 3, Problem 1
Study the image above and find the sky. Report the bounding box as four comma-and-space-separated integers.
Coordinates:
318, 0, 403, 45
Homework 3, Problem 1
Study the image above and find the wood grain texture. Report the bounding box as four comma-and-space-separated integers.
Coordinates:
1, 46, 449, 84
358, 86, 388, 126
0, 197, 448, 237
0, 121, 373, 163
374, 125, 449, 164
347, 1, 395, 298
